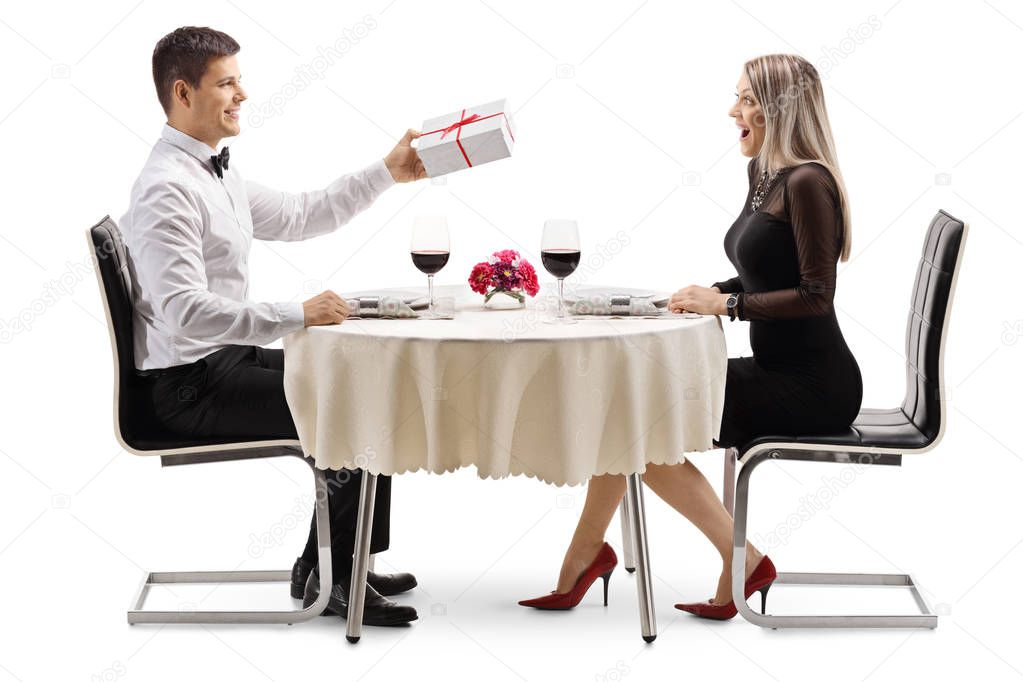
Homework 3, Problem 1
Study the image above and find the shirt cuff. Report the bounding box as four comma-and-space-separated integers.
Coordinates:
278, 301, 306, 334
366, 158, 396, 194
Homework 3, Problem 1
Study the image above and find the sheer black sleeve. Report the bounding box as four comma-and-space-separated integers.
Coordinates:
737, 163, 842, 321
711, 277, 744, 293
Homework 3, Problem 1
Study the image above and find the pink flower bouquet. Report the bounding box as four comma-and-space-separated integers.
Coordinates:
468, 249, 540, 304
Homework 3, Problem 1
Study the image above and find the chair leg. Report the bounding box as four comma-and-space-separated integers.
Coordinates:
722, 447, 737, 516
619, 497, 636, 573
731, 448, 938, 628
127, 467, 332, 624
624, 473, 657, 642
346, 471, 378, 643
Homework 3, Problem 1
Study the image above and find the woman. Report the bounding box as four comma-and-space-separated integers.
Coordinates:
518, 54, 863, 620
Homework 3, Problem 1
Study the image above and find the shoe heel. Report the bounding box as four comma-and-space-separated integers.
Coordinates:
601, 569, 614, 607
758, 583, 771, 614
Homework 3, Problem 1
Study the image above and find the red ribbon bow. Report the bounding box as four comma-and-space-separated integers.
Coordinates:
440, 112, 481, 139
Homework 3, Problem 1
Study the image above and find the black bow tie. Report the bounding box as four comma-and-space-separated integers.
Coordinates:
210, 146, 230, 178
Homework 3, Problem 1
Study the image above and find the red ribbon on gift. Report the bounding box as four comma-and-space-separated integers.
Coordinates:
439, 112, 481, 139
421, 108, 515, 168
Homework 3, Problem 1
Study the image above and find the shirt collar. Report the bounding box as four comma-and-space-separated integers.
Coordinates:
160, 123, 222, 174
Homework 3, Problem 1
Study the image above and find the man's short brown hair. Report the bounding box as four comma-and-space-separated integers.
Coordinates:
152, 26, 240, 115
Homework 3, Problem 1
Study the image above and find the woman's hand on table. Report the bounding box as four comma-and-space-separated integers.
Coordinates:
303, 290, 351, 327
668, 285, 730, 316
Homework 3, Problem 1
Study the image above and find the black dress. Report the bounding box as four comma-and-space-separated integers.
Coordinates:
710, 158, 863, 450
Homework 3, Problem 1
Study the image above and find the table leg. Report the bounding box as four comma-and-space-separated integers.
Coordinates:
625, 473, 657, 642
723, 447, 737, 516
345, 471, 378, 643
619, 498, 636, 573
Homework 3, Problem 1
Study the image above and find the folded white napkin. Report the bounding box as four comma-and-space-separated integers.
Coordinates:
344, 295, 418, 318
569, 294, 660, 316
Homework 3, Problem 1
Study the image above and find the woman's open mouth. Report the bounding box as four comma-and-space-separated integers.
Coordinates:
739, 127, 750, 140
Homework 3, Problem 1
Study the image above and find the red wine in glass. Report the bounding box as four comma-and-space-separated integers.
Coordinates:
411, 217, 450, 319
541, 249, 581, 279
411, 250, 450, 275
540, 220, 581, 324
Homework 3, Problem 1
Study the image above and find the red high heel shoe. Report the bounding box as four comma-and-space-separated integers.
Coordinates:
674, 555, 777, 620
518, 543, 618, 610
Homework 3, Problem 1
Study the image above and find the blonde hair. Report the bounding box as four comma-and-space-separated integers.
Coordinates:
744, 54, 852, 262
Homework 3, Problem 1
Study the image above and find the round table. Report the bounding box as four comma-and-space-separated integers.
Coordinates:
281, 284, 728, 642
283, 284, 726, 483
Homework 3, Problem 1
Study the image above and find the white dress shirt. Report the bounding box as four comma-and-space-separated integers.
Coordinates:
121, 123, 395, 370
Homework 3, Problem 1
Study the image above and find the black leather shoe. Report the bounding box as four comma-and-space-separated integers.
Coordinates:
367, 570, 418, 597
291, 557, 314, 599
303, 567, 418, 626
291, 557, 417, 599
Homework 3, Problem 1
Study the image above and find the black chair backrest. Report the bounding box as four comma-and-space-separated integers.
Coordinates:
901, 210, 967, 442
88, 215, 161, 448
88, 215, 295, 452
88, 216, 136, 380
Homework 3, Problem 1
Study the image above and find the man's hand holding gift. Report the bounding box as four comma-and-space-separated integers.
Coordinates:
385, 129, 428, 182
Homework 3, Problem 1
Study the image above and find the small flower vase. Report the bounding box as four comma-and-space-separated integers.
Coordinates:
484, 288, 525, 309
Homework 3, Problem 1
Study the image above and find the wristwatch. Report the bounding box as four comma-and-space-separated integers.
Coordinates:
726, 293, 740, 321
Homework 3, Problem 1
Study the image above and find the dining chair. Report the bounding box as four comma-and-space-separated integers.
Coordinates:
721, 209, 968, 628
86, 214, 334, 625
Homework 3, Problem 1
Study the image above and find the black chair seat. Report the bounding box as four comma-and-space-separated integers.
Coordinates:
737, 407, 931, 454
121, 373, 298, 452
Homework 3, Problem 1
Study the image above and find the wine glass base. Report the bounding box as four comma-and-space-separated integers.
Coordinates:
541, 316, 578, 325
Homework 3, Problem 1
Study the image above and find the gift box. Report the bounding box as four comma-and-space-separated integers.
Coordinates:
416, 99, 515, 177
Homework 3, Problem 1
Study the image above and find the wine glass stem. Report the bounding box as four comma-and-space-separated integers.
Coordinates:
428, 274, 435, 315
557, 278, 565, 319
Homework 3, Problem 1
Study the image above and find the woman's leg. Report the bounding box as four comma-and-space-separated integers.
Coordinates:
554, 474, 626, 593
641, 460, 764, 604
552, 459, 765, 602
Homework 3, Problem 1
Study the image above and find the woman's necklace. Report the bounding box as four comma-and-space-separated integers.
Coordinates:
750, 168, 779, 212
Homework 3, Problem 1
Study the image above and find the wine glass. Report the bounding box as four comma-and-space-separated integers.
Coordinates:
540, 219, 581, 324
411, 216, 450, 319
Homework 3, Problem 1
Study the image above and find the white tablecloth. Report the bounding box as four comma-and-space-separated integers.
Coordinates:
283, 285, 727, 486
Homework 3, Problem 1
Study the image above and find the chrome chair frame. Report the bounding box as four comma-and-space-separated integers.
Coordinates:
729, 447, 937, 628
127, 448, 333, 625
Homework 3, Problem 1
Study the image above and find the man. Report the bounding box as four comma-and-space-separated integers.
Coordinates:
121, 26, 426, 626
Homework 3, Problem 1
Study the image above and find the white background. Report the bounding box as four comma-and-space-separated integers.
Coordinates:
1, 1, 1021, 680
